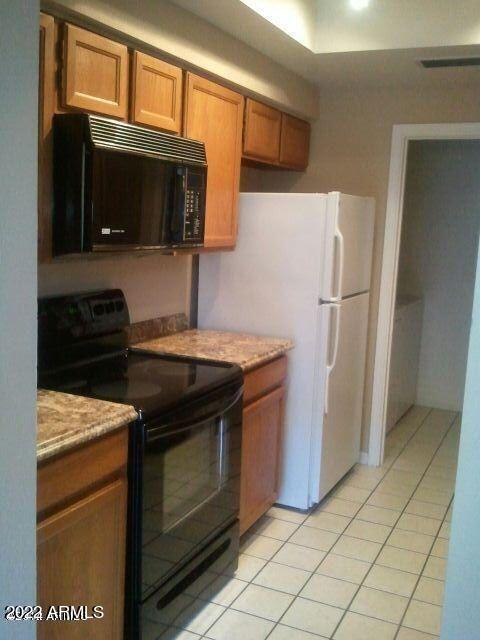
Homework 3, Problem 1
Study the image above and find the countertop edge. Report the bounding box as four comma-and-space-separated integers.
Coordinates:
37, 391, 138, 463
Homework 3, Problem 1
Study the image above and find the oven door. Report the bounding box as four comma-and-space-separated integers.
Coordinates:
140, 383, 242, 601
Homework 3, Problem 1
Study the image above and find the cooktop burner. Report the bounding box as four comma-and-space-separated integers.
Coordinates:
91, 378, 164, 402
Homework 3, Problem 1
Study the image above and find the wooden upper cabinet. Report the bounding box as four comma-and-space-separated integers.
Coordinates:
38, 13, 55, 263
184, 73, 244, 249
279, 113, 310, 170
62, 23, 128, 119
131, 51, 183, 133
243, 98, 281, 164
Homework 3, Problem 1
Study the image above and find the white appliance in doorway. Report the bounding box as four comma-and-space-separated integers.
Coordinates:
198, 193, 375, 509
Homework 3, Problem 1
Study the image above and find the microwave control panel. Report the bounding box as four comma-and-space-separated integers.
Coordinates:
184, 168, 206, 242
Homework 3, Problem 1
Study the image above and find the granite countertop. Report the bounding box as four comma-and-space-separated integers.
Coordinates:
37, 389, 137, 463
134, 329, 294, 372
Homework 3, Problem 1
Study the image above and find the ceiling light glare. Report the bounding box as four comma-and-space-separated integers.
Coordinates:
350, 0, 370, 10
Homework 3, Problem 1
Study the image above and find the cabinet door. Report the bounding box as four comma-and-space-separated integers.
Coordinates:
62, 23, 128, 119
131, 51, 183, 133
279, 113, 310, 170
184, 73, 244, 249
37, 478, 127, 640
240, 385, 285, 535
243, 98, 281, 164
38, 13, 55, 263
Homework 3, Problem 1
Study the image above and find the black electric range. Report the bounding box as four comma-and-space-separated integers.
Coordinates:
38, 289, 243, 640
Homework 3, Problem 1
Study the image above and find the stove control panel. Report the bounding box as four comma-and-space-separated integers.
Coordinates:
38, 289, 130, 347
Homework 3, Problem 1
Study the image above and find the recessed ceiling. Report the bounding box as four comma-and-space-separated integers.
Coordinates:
170, 0, 480, 89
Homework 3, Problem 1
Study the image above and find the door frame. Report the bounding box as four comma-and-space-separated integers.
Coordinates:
368, 122, 480, 466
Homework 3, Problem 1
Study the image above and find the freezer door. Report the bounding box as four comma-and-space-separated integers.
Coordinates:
317, 292, 370, 502
321, 193, 375, 301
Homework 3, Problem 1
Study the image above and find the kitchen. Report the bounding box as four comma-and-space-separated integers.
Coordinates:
2, 2, 480, 640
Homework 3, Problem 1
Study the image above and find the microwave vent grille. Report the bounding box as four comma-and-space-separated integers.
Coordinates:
88, 115, 207, 166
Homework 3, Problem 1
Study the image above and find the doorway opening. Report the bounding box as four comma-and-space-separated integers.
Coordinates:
370, 123, 480, 466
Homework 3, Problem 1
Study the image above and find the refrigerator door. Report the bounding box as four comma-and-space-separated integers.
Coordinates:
199, 193, 328, 509
321, 193, 375, 301
316, 292, 370, 502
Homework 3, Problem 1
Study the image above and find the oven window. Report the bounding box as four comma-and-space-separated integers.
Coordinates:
141, 398, 241, 600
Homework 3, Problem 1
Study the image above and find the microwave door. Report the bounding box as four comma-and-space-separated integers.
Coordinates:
138, 158, 173, 247
92, 149, 143, 247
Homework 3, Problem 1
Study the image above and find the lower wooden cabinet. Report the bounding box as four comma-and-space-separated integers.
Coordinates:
240, 357, 287, 535
37, 428, 128, 640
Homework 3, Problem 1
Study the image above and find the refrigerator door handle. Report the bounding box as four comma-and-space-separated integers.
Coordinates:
333, 224, 344, 302
324, 303, 341, 415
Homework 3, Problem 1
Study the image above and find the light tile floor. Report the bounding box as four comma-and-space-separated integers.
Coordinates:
156, 406, 460, 639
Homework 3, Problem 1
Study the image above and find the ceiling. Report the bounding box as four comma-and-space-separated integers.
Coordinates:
170, 0, 480, 89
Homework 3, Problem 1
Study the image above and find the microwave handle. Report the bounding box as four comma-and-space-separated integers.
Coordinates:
171, 167, 186, 240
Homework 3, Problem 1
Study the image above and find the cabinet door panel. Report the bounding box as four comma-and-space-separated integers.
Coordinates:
279, 113, 310, 170
184, 73, 244, 249
243, 98, 281, 164
240, 385, 285, 534
131, 51, 183, 133
38, 13, 55, 263
37, 478, 127, 640
63, 24, 128, 119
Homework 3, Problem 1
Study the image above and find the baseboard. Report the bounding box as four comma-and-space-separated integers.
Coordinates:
358, 451, 369, 465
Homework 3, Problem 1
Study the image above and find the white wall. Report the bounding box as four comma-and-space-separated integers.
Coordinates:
39, 254, 192, 323
442, 228, 480, 639
241, 84, 480, 451
397, 140, 480, 411
0, 2, 38, 638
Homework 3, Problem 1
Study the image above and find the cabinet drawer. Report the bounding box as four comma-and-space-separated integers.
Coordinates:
37, 428, 128, 517
131, 51, 183, 133
243, 356, 287, 405
62, 23, 129, 119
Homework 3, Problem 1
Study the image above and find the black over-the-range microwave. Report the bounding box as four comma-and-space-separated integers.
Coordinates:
53, 113, 207, 255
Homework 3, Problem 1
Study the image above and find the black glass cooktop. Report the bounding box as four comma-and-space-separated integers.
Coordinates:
39, 348, 242, 421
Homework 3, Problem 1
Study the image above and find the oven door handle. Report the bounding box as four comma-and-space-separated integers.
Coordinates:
146, 386, 243, 442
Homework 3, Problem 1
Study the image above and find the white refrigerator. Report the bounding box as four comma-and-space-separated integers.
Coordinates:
198, 192, 375, 509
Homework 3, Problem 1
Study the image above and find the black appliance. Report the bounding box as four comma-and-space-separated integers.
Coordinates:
38, 289, 243, 640
53, 114, 207, 256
